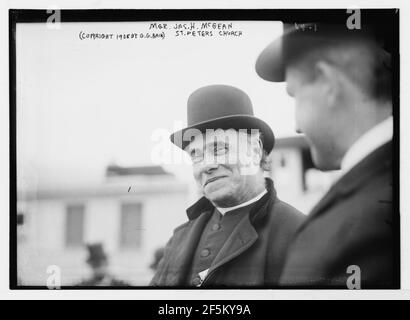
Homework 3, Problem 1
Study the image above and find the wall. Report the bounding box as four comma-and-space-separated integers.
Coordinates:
17, 181, 189, 286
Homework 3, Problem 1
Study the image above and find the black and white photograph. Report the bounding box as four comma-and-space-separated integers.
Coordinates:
4, 2, 407, 301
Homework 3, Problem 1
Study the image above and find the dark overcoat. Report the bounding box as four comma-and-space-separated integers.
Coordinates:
279, 142, 399, 288
150, 178, 305, 287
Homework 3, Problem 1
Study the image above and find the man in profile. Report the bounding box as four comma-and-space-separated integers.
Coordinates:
150, 84, 304, 287
256, 22, 398, 288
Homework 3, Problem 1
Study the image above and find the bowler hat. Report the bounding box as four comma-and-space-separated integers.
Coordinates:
256, 22, 391, 82
86, 243, 107, 266
170, 85, 275, 153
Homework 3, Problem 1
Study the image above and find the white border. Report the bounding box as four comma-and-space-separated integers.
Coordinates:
1, 0, 409, 300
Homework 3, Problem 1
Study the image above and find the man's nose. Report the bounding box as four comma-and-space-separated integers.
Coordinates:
200, 155, 219, 173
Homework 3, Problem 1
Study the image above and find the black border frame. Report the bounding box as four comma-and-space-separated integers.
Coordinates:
9, 8, 400, 290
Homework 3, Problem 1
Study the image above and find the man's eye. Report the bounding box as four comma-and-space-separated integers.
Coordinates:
214, 145, 228, 155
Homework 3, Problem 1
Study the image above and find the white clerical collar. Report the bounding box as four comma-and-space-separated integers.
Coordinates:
340, 116, 393, 177
216, 189, 267, 215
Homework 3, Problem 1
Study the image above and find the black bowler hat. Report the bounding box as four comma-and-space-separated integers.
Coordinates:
256, 22, 391, 82
86, 243, 107, 266
170, 85, 275, 153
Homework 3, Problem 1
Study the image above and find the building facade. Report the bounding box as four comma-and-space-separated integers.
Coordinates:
17, 165, 189, 286
16, 136, 338, 286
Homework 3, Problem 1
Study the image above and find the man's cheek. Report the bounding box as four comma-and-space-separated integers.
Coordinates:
295, 101, 310, 130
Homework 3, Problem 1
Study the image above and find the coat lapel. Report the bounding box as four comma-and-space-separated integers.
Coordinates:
168, 178, 275, 285
208, 213, 259, 272
203, 186, 273, 284
300, 142, 392, 231
167, 209, 213, 285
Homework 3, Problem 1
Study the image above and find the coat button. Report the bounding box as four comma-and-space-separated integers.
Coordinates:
192, 276, 202, 287
211, 223, 220, 231
200, 249, 210, 257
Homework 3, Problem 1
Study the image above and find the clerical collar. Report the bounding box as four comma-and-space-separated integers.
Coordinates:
216, 189, 267, 215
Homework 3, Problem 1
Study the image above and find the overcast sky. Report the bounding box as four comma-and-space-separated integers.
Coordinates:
16, 20, 297, 189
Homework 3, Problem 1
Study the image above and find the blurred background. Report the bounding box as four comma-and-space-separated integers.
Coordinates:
16, 20, 338, 286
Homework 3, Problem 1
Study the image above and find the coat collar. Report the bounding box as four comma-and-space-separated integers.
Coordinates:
306, 141, 392, 223
165, 209, 214, 285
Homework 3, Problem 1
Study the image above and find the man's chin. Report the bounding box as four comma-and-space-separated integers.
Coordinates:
205, 190, 224, 202
204, 188, 231, 205
311, 149, 340, 171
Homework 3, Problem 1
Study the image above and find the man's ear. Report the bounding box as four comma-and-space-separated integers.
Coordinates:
313, 61, 342, 108
257, 138, 264, 158
251, 137, 263, 164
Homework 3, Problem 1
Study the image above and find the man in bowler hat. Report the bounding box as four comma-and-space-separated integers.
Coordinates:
150, 84, 304, 287
256, 22, 398, 288
76, 243, 129, 286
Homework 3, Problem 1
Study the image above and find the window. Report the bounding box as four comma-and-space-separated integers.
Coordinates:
65, 204, 85, 247
120, 203, 143, 248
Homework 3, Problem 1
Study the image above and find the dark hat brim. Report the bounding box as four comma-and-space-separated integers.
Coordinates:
170, 115, 275, 153
256, 23, 389, 83
255, 37, 285, 82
